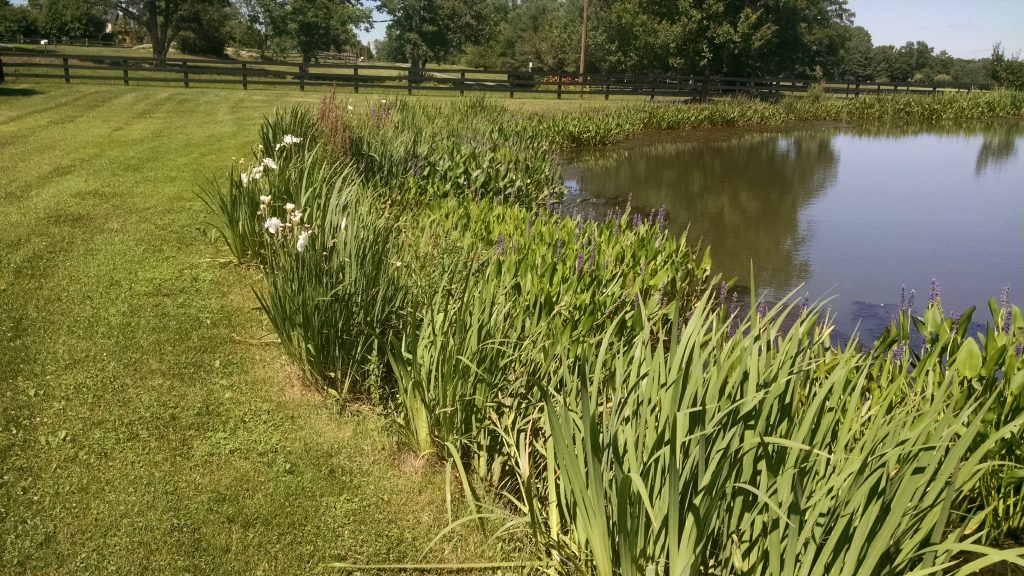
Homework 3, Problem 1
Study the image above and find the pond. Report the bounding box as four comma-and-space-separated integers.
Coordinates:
562, 121, 1024, 343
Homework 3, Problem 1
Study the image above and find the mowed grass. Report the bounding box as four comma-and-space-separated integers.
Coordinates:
0, 84, 511, 574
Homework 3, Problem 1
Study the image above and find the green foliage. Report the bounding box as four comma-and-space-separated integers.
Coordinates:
176, 0, 233, 57
379, 0, 504, 67
201, 96, 1024, 573
990, 43, 1024, 91
538, 91, 1024, 148
283, 0, 370, 63
95, 0, 213, 59
341, 97, 563, 206
0, 0, 41, 38
38, 0, 105, 39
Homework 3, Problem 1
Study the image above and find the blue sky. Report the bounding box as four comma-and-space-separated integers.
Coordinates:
847, 0, 1024, 59
358, 0, 1024, 59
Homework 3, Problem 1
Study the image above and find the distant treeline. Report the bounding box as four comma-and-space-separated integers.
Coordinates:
373, 0, 1023, 88
2, 0, 1022, 88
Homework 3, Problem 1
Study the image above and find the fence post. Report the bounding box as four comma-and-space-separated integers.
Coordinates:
604, 74, 610, 100
241, 62, 248, 90
298, 65, 305, 91
122, 58, 128, 86
353, 64, 359, 94
508, 72, 514, 98
556, 75, 562, 99
460, 70, 465, 97
407, 68, 413, 96
0, 55, 5, 84
649, 75, 655, 101
62, 57, 70, 83
182, 60, 189, 88
854, 82, 860, 98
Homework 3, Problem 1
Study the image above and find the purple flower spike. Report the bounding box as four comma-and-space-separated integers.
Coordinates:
632, 213, 643, 229
655, 280, 667, 308
950, 313, 960, 338
757, 301, 768, 319
1001, 286, 1013, 333
892, 343, 905, 363
1016, 342, 1023, 358
899, 286, 907, 313
575, 252, 585, 274
928, 279, 940, 307
495, 234, 506, 256
800, 294, 810, 315
554, 239, 564, 262
720, 282, 728, 307
656, 206, 667, 231
907, 289, 916, 312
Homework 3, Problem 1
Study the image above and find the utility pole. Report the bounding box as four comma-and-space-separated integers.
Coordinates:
579, 0, 589, 98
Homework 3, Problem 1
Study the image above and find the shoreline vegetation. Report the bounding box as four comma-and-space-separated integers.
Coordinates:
202, 90, 1024, 573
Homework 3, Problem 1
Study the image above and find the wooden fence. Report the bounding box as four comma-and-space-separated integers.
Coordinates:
0, 50, 993, 99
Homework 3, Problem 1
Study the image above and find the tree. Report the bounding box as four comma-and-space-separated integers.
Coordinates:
837, 25, 873, 81
1, 0, 42, 39
94, 0, 211, 60
284, 0, 369, 62
667, 0, 853, 78
231, 0, 369, 62
378, 0, 501, 69
176, 0, 232, 56
39, 0, 106, 39
989, 42, 1024, 90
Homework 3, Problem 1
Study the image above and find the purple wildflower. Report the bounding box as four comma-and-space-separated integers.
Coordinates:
757, 301, 768, 319
495, 234, 506, 256
575, 251, 585, 274
720, 282, 728, 307
1016, 342, 1023, 358
612, 217, 620, 236
554, 239, 564, 262
632, 213, 643, 229
639, 264, 646, 278
655, 280, 667, 308
655, 206, 666, 231
632, 291, 641, 310
1001, 286, 1013, 333
950, 313, 960, 337
907, 289, 916, 312
891, 343, 905, 363
928, 279, 940, 308
899, 286, 907, 313
800, 294, 810, 315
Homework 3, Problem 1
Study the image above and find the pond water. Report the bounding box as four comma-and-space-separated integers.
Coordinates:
562, 122, 1024, 342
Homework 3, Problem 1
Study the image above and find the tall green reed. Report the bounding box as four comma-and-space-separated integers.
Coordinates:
200, 96, 1024, 573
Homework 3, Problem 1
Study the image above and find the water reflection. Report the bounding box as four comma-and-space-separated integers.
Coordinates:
975, 123, 1019, 176
563, 122, 1024, 341
564, 130, 839, 291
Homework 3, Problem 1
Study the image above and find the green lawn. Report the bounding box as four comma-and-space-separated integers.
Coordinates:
0, 84, 511, 574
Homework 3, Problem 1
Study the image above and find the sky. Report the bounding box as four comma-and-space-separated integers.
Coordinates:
846, 0, 1024, 59
357, 0, 1024, 60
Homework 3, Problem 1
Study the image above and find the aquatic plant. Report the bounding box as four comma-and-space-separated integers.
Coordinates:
199, 98, 1024, 573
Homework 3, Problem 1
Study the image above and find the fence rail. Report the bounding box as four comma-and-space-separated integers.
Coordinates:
0, 50, 994, 99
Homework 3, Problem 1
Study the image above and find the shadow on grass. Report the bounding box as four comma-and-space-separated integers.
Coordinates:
0, 86, 42, 97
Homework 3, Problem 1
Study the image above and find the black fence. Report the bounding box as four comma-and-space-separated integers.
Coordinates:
0, 50, 994, 99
